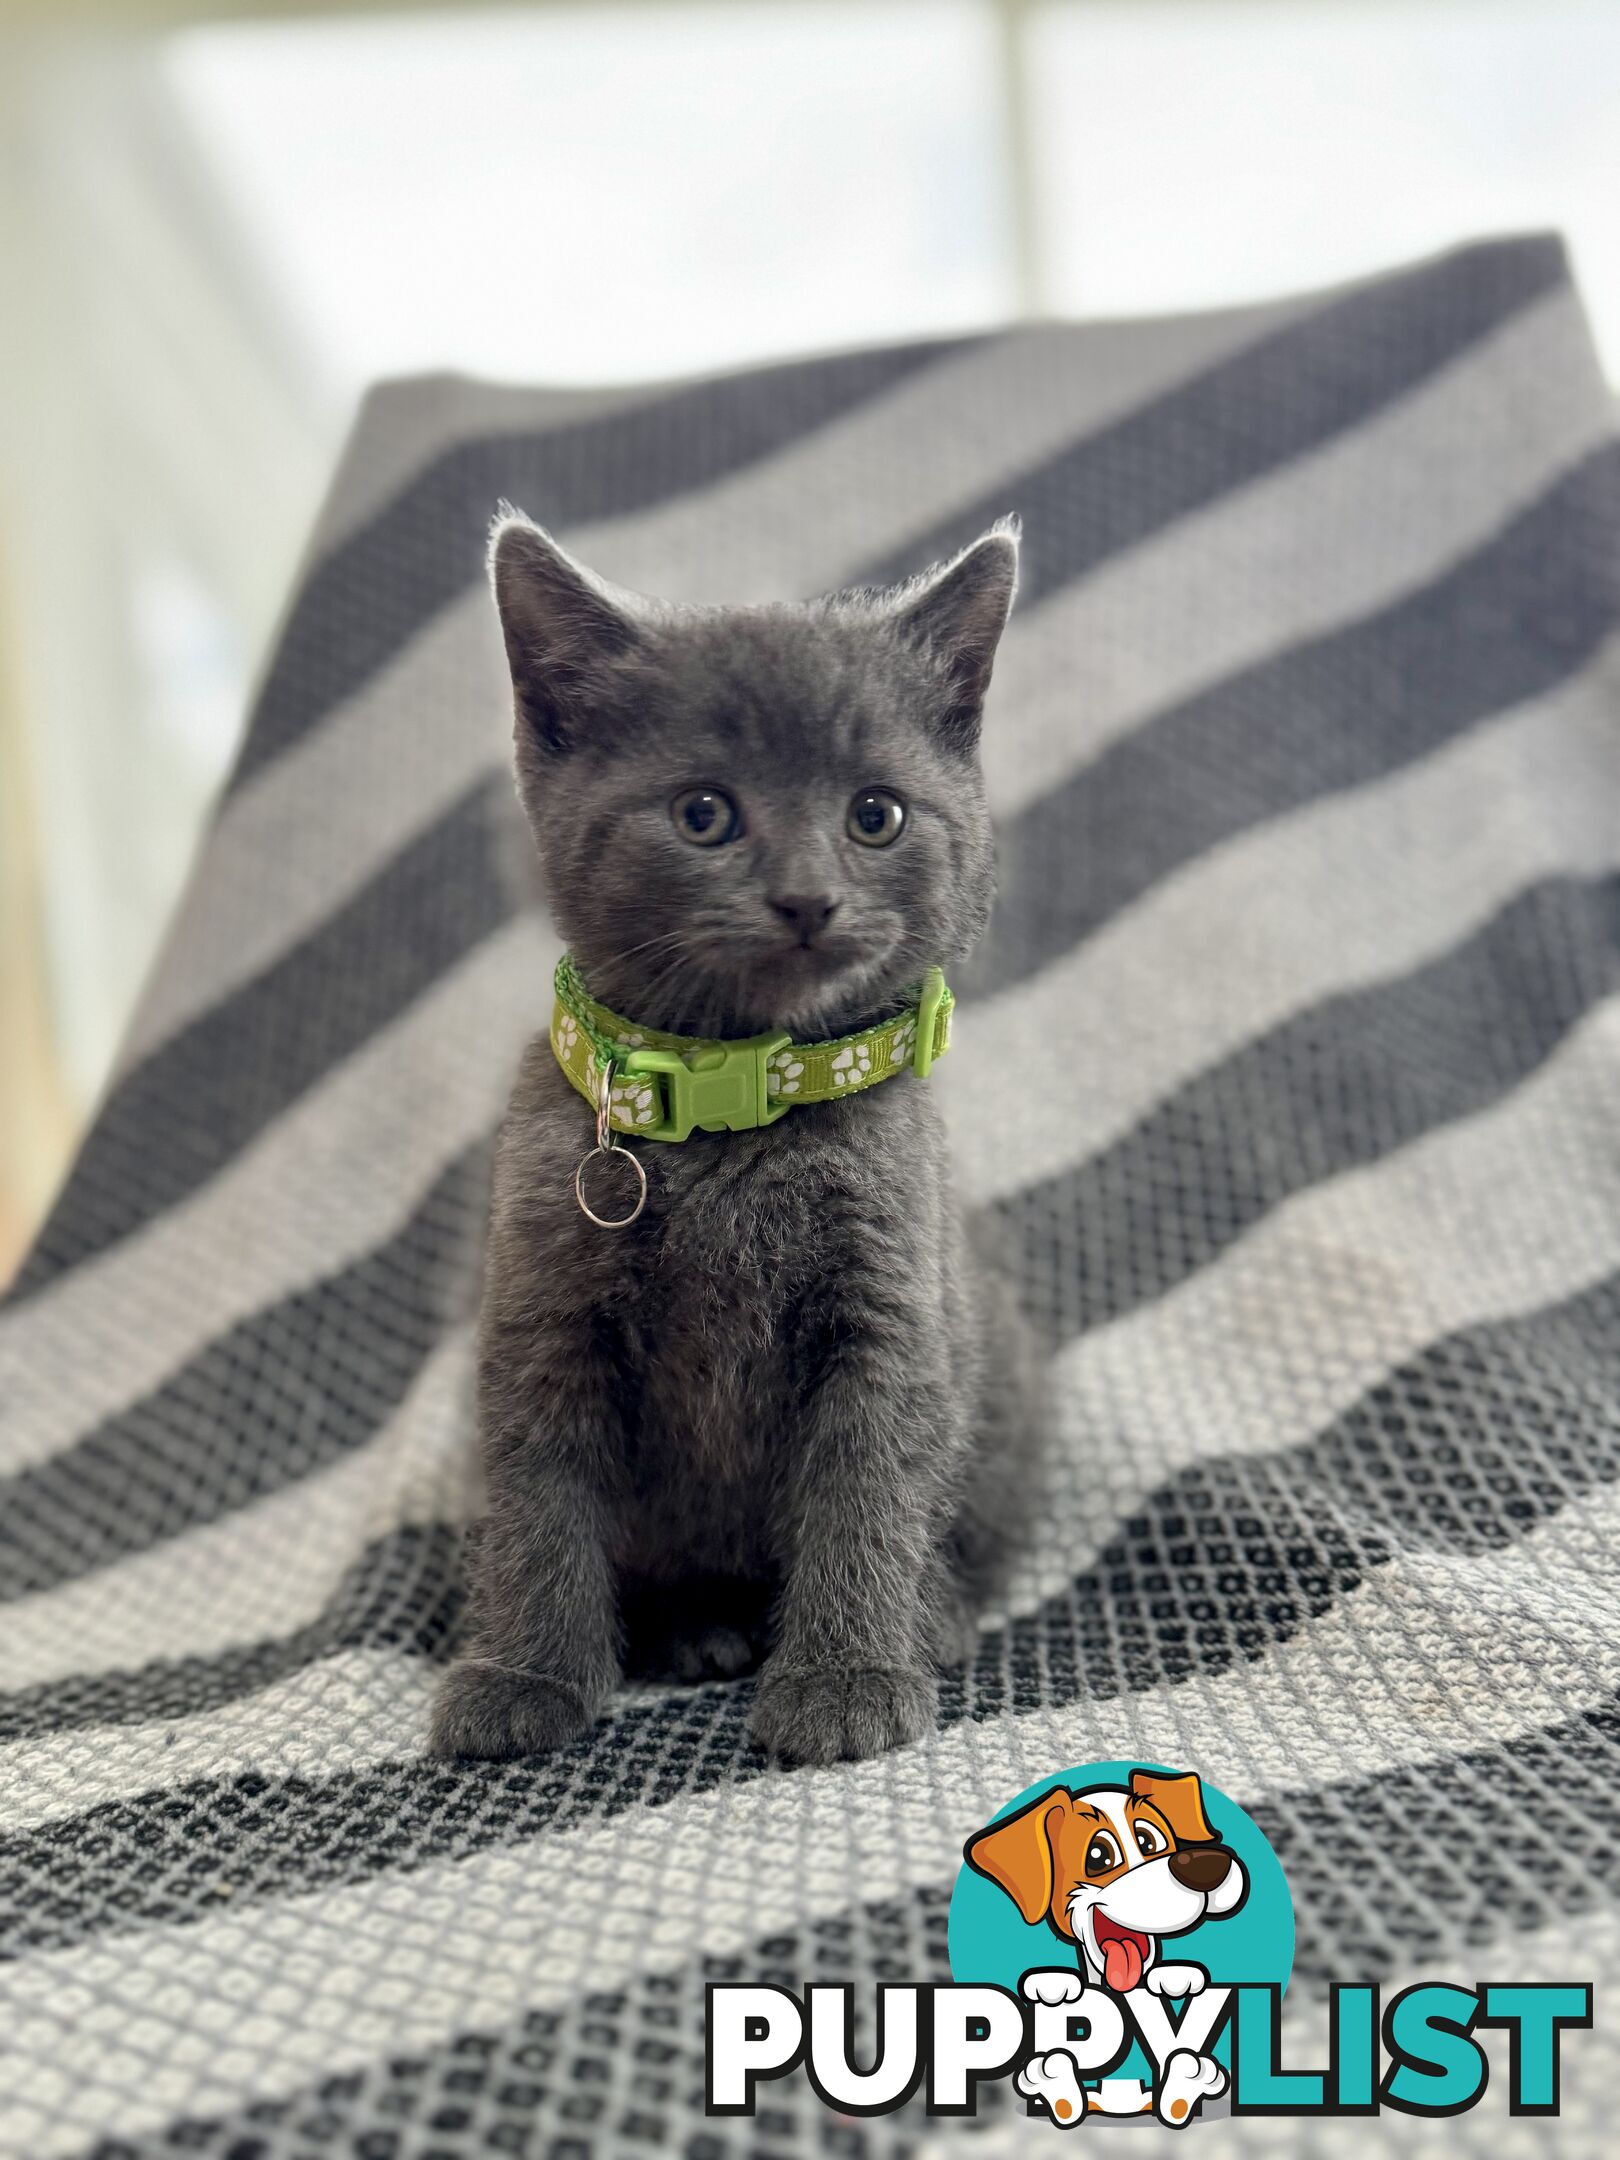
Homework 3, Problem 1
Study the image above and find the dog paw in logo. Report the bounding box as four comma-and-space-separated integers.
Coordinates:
610, 1079, 657, 1129
1157, 2048, 1228, 2126
1015, 2049, 1089, 2126
888, 1017, 917, 1066
830, 1044, 872, 1087
554, 1013, 579, 1061
766, 1050, 804, 1098
612, 1030, 647, 1049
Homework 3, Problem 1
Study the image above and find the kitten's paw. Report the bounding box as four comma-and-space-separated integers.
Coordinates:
627, 1621, 765, 1684
750, 1663, 937, 1764
671, 1624, 760, 1682
428, 1662, 594, 1760
622, 1577, 773, 1685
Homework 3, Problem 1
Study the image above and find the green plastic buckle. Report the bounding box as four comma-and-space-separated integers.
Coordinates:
622, 1031, 793, 1142
912, 966, 946, 1079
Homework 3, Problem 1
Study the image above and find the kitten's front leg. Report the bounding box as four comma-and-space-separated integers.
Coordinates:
430, 1321, 625, 1760
751, 1286, 952, 1765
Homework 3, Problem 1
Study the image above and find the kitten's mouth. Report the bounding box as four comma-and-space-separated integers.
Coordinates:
758, 935, 883, 1013
735, 931, 899, 1034
774, 932, 863, 968
645, 927, 904, 1037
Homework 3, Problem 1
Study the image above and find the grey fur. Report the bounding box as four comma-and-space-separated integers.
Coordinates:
429, 511, 1042, 1766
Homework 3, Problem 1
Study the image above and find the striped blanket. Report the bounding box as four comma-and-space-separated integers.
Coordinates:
3, 234, 1618, 2157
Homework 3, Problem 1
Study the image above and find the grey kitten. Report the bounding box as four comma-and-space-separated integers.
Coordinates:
429, 509, 1041, 1766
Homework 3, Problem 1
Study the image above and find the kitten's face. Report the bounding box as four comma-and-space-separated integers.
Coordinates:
491, 515, 1018, 1037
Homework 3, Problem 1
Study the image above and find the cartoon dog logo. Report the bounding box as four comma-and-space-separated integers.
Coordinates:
964, 1767, 1248, 2125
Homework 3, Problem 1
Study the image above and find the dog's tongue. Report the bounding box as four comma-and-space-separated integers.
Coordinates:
1103, 1937, 1144, 1992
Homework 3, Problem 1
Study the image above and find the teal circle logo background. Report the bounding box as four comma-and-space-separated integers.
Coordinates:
948, 1762, 1294, 2082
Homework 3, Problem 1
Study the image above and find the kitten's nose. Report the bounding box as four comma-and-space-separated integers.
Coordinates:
770, 892, 839, 944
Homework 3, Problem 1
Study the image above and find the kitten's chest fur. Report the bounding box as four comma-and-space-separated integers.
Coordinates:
625, 1130, 823, 1482
491, 1042, 942, 1577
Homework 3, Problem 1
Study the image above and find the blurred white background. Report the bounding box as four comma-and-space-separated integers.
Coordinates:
2, 0, 1618, 1274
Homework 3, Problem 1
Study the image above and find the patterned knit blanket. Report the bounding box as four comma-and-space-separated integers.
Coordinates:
3, 235, 1618, 2158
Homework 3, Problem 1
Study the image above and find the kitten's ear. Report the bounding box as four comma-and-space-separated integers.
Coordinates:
891, 516, 1020, 752
488, 506, 643, 752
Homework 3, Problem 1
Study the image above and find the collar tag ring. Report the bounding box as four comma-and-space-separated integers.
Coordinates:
576, 1060, 648, 1228
574, 1143, 647, 1229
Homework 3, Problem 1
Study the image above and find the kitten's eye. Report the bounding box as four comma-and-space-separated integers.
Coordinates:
847, 789, 906, 847
671, 788, 741, 847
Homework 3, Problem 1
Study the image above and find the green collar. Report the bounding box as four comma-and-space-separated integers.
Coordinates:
550, 952, 954, 1143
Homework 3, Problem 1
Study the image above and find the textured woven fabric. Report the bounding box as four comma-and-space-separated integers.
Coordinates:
3, 235, 1619, 2157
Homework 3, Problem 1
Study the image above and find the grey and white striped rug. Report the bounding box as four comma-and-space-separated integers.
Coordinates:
3, 234, 1618, 2158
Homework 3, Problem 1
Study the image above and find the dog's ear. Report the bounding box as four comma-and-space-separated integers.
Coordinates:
1130, 1769, 1217, 1846
965, 1788, 1071, 1925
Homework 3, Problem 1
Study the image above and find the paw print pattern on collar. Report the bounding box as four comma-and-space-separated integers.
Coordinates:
766, 1049, 805, 1098
830, 1044, 874, 1087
